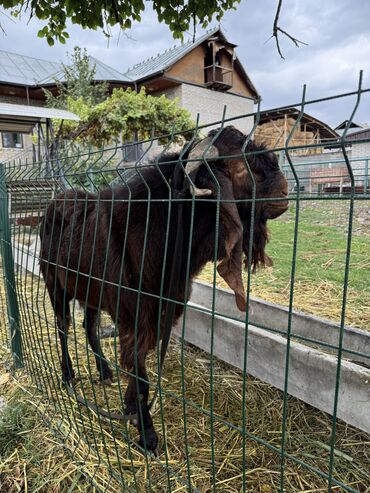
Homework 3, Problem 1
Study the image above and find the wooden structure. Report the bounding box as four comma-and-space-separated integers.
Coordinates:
124, 28, 258, 100
309, 166, 350, 194
255, 109, 338, 155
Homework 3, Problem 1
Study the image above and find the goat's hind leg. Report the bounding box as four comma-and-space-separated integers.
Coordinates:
83, 308, 113, 384
124, 356, 158, 456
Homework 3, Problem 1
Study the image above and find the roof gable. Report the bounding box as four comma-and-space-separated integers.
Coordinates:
124, 28, 219, 81
124, 28, 259, 99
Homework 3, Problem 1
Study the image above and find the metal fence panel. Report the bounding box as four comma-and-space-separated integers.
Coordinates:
0, 82, 369, 493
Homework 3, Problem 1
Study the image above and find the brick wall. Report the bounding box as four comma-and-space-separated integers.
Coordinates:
154, 84, 254, 134
180, 84, 254, 134
0, 95, 44, 106
0, 133, 34, 163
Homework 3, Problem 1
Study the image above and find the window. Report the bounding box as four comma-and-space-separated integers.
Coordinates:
1, 132, 23, 149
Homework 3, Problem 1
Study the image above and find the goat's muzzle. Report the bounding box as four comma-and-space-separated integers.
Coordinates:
264, 189, 289, 219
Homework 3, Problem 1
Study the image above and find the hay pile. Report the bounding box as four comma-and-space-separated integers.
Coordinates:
254, 117, 321, 155
0, 269, 369, 492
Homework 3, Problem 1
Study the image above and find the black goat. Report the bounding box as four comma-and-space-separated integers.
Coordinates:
39, 126, 288, 454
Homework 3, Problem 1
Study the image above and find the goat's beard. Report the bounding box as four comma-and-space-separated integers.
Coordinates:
242, 215, 271, 271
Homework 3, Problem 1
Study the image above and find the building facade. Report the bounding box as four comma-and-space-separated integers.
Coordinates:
0, 28, 258, 162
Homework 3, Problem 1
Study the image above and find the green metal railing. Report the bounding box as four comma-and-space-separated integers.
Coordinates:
0, 79, 369, 493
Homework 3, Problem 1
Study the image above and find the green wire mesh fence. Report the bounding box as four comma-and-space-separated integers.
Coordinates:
0, 78, 369, 493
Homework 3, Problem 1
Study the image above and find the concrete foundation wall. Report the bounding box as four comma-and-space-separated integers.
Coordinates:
173, 280, 370, 433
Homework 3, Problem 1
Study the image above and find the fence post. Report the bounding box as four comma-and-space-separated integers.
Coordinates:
364, 159, 369, 193
0, 163, 23, 368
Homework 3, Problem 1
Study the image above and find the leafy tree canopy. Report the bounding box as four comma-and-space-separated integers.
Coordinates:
61, 88, 194, 146
46, 47, 194, 146
44, 47, 109, 108
1, 0, 241, 45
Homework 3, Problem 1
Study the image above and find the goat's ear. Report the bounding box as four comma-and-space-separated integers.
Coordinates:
224, 158, 251, 198
215, 172, 246, 312
217, 238, 246, 311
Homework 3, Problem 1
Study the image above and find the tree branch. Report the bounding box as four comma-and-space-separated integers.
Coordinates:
272, 0, 308, 59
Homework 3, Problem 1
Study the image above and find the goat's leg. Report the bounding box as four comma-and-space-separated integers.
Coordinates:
57, 311, 75, 385
83, 308, 113, 384
42, 266, 75, 385
124, 357, 158, 455
53, 287, 74, 385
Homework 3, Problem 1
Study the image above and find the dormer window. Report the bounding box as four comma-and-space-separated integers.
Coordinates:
204, 38, 235, 91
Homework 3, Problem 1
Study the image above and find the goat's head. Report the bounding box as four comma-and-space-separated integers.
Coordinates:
188, 126, 289, 220
185, 125, 288, 310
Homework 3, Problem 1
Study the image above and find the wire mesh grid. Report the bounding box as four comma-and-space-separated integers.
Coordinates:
0, 79, 369, 492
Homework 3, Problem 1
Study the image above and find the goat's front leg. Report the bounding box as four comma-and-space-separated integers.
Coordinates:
124, 357, 158, 455
83, 308, 113, 384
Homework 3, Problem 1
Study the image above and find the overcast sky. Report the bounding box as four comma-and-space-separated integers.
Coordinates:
0, 0, 369, 126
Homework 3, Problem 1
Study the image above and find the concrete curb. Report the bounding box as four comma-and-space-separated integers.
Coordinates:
172, 281, 370, 433
191, 281, 370, 365
174, 301, 370, 433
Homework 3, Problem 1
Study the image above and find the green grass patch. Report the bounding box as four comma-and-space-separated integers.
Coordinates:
200, 202, 370, 329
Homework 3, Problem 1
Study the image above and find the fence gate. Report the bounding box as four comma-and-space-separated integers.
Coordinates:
0, 86, 369, 493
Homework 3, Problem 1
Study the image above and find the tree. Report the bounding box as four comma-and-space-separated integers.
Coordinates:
59, 87, 194, 146
44, 47, 109, 109
2, 0, 241, 45
44, 45, 193, 146
1, 1, 305, 58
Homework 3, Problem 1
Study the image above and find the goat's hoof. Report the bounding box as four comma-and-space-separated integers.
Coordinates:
99, 367, 113, 383
152, 447, 160, 458
62, 371, 75, 386
138, 428, 159, 456
125, 412, 139, 426
102, 377, 113, 386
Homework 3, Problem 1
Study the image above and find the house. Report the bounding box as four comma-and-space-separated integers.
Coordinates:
123, 28, 258, 132
278, 119, 370, 194
0, 28, 258, 162
337, 123, 370, 192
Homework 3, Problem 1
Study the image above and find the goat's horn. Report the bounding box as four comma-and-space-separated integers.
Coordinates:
186, 137, 219, 197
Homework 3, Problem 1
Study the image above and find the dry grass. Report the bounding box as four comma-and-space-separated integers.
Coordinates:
0, 269, 369, 493
0, 199, 369, 492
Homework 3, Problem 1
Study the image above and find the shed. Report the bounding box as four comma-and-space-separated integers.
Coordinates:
0, 102, 78, 163
255, 108, 338, 155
